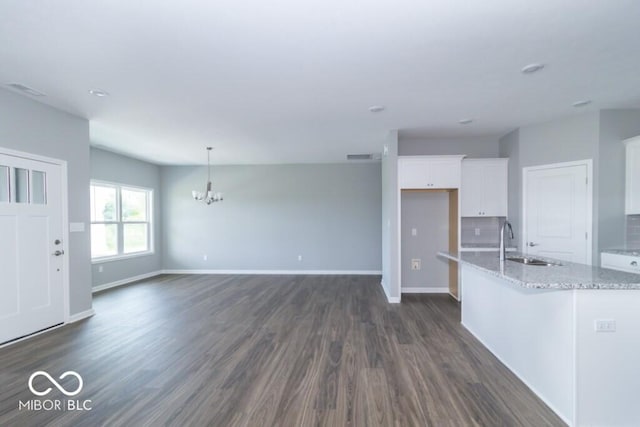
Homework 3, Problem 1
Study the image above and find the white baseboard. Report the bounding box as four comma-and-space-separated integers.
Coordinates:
380, 278, 401, 303
92, 271, 163, 293
161, 269, 382, 276
68, 308, 95, 323
401, 286, 449, 294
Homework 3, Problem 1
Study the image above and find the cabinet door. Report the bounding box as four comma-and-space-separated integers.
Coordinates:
398, 158, 431, 188
461, 162, 484, 216
481, 162, 508, 216
429, 159, 461, 188
399, 157, 462, 189
626, 141, 640, 215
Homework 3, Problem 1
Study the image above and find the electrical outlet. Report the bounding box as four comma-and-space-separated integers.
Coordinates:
298, 255, 303, 261
475, 228, 481, 236
411, 228, 417, 237
594, 319, 616, 332
411, 259, 421, 270
98, 265, 104, 273
203, 254, 208, 261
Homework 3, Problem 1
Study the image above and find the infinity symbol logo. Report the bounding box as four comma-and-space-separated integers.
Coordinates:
28, 371, 83, 397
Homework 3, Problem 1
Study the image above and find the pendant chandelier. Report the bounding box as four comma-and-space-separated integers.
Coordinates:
192, 147, 223, 204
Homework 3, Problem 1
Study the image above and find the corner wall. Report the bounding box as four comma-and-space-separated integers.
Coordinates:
90, 148, 163, 287
381, 131, 400, 301
0, 88, 92, 315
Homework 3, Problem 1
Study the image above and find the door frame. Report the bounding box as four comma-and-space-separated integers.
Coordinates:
0, 146, 71, 323
522, 159, 593, 265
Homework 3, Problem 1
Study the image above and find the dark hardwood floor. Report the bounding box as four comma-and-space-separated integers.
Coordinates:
0, 274, 565, 426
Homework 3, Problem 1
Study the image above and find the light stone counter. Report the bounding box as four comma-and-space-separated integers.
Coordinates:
438, 250, 640, 290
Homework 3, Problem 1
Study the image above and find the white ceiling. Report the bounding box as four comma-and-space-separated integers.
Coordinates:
1, 0, 640, 165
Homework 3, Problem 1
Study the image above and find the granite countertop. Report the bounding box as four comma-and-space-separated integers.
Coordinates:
601, 248, 640, 257
438, 250, 640, 290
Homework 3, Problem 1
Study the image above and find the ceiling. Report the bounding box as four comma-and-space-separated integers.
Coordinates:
1, 0, 639, 165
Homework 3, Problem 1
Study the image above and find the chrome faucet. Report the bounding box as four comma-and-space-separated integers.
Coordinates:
500, 220, 514, 262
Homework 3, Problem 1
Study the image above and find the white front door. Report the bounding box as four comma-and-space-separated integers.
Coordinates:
0, 152, 65, 344
523, 161, 591, 265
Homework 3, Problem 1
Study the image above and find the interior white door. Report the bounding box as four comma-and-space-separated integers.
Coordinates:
524, 162, 590, 265
0, 152, 65, 344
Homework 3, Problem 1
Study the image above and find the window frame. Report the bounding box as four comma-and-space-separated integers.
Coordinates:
90, 180, 154, 263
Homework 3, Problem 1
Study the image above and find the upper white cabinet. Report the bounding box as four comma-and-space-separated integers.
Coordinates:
398, 155, 464, 189
461, 158, 508, 217
625, 137, 640, 215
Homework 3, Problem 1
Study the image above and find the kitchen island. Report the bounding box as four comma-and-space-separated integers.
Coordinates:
438, 251, 640, 427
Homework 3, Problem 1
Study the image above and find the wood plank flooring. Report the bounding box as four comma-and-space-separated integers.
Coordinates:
0, 274, 565, 426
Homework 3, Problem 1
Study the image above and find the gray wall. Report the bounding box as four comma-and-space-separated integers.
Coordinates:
162, 163, 382, 271
381, 131, 399, 300
401, 192, 449, 289
0, 88, 92, 315
399, 136, 500, 157
499, 129, 521, 248
502, 112, 601, 263
499, 110, 640, 264
90, 148, 162, 286
598, 110, 640, 251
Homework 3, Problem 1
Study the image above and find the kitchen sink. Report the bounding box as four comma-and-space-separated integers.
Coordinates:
507, 256, 562, 266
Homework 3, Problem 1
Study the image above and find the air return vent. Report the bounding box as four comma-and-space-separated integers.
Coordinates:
6, 83, 46, 97
347, 154, 373, 160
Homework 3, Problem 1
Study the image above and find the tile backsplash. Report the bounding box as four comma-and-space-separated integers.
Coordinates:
626, 215, 640, 248
461, 217, 508, 245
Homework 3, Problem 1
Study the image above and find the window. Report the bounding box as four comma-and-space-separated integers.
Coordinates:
90, 181, 153, 260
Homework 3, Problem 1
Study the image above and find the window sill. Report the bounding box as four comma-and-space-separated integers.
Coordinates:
92, 251, 155, 264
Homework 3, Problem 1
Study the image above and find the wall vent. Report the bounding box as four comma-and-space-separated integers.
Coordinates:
346, 153, 382, 161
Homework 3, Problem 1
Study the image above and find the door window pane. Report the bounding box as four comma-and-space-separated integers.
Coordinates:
32, 171, 46, 205
122, 188, 147, 221
123, 223, 148, 253
15, 168, 29, 203
90, 185, 117, 221
0, 166, 8, 203
91, 224, 118, 258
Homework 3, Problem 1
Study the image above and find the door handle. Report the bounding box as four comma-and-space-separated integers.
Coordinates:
528, 242, 539, 247
53, 250, 65, 256
632, 261, 638, 267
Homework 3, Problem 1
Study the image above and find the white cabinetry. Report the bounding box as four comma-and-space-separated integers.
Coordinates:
398, 155, 464, 189
461, 158, 508, 217
601, 252, 640, 274
625, 137, 640, 215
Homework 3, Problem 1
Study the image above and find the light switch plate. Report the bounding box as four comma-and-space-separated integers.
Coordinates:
411, 259, 421, 270
69, 222, 85, 232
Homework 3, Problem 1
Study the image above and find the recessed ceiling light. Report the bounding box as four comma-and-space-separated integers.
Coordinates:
89, 89, 109, 97
6, 83, 46, 97
459, 118, 473, 125
572, 100, 592, 107
521, 63, 545, 74
368, 105, 385, 113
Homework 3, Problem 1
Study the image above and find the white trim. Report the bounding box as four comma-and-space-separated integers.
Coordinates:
522, 159, 593, 266
401, 287, 449, 293
0, 146, 72, 324
92, 250, 155, 264
0, 324, 65, 349
380, 279, 401, 303
68, 308, 95, 323
462, 321, 572, 426
92, 270, 163, 293
161, 269, 382, 276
